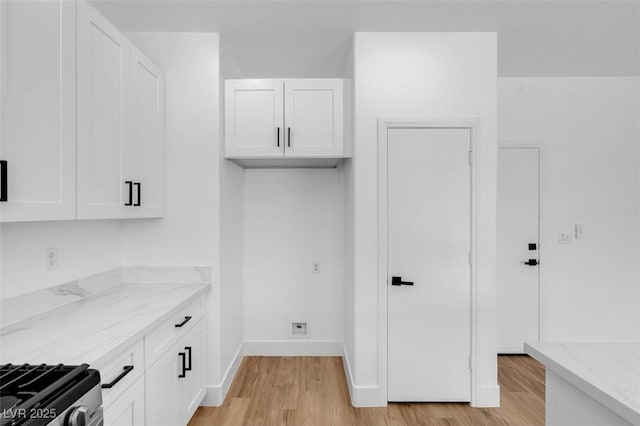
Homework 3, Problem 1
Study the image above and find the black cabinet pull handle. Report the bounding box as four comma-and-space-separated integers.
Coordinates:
185, 346, 192, 371
178, 353, 186, 378
101, 365, 134, 389
524, 259, 539, 266
391, 276, 414, 286
277, 127, 280, 147
287, 127, 291, 147
0, 160, 7, 202
124, 181, 133, 206
134, 182, 141, 206
174, 316, 192, 328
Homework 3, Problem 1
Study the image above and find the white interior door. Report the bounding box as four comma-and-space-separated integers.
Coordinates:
497, 147, 540, 353
387, 127, 471, 402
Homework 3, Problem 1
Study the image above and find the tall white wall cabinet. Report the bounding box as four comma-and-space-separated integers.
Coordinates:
0, 0, 164, 223
0, 0, 77, 222
224, 79, 349, 168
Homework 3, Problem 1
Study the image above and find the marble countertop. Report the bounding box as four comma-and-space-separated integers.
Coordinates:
0, 268, 210, 368
525, 342, 640, 425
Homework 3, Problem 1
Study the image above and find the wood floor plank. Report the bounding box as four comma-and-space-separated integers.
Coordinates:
188, 355, 544, 426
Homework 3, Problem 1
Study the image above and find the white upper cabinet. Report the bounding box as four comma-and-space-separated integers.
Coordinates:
130, 46, 164, 219
77, 0, 164, 220
0, 0, 76, 222
284, 79, 343, 157
225, 79, 348, 167
225, 80, 284, 158
77, 0, 130, 219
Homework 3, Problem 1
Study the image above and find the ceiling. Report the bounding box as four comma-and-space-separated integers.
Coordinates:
93, 1, 640, 77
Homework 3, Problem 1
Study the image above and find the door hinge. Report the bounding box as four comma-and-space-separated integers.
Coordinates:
468, 151, 473, 166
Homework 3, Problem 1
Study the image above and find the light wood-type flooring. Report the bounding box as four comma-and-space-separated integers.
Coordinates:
189, 355, 545, 426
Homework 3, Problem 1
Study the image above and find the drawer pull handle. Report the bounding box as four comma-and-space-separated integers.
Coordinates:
185, 346, 192, 371
101, 365, 134, 389
174, 316, 192, 328
178, 352, 186, 378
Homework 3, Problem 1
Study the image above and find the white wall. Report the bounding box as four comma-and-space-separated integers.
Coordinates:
0, 220, 121, 299
243, 169, 344, 355
498, 77, 640, 342
348, 32, 498, 407
120, 33, 236, 401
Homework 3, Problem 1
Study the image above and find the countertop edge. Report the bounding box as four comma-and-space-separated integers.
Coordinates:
90, 284, 210, 369
524, 342, 640, 425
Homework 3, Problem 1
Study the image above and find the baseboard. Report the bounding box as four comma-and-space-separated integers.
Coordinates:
243, 340, 342, 356
472, 384, 501, 407
201, 342, 244, 406
341, 342, 381, 407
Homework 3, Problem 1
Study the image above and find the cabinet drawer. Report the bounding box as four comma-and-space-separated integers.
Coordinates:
145, 297, 203, 368
96, 340, 144, 409
103, 374, 145, 426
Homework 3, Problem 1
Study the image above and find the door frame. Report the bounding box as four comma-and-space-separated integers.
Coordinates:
497, 143, 544, 345
378, 118, 479, 405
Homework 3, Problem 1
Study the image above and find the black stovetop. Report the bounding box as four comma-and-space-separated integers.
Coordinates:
0, 364, 100, 426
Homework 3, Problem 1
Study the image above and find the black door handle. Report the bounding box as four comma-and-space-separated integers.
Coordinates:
185, 346, 192, 371
391, 276, 414, 286
0, 160, 7, 202
277, 127, 280, 147
124, 181, 133, 206
101, 365, 134, 389
287, 127, 291, 147
175, 316, 192, 328
134, 182, 141, 206
524, 259, 539, 266
178, 352, 186, 378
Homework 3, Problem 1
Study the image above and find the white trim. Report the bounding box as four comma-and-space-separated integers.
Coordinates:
341, 342, 381, 407
497, 143, 544, 347
201, 342, 244, 406
243, 340, 342, 356
377, 118, 482, 406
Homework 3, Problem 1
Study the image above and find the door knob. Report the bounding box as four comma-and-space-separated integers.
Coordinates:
391, 276, 414, 286
523, 259, 539, 266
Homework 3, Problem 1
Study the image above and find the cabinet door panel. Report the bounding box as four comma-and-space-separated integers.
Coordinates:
145, 343, 180, 426
225, 80, 284, 157
284, 79, 343, 157
0, 0, 76, 222
77, 0, 130, 219
103, 375, 145, 426
181, 319, 206, 423
130, 46, 164, 218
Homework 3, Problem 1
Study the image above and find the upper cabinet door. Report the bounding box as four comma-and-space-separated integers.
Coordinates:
0, 0, 76, 222
77, 0, 130, 219
130, 46, 164, 219
225, 80, 284, 158
284, 79, 343, 158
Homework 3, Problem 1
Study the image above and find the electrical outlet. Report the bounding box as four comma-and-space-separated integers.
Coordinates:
46, 247, 58, 270
312, 261, 320, 274
558, 231, 572, 244
575, 224, 584, 240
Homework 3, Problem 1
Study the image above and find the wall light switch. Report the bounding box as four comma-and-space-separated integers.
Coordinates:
575, 224, 584, 240
558, 231, 572, 244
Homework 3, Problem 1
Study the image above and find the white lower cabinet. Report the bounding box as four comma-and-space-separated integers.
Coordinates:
103, 376, 145, 426
146, 318, 207, 426
98, 297, 207, 426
